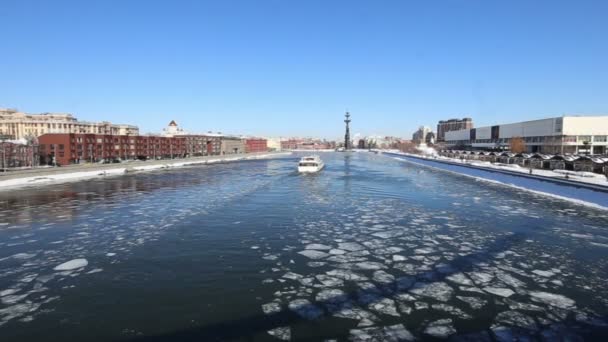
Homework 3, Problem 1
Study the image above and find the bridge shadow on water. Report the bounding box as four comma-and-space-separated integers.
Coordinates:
124, 233, 607, 341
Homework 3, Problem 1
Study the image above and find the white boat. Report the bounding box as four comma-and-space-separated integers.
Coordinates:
298, 155, 324, 173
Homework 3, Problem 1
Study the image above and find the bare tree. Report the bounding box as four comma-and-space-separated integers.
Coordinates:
510, 136, 526, 153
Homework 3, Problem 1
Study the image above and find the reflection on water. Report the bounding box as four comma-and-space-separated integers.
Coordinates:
0, 152, 607, 341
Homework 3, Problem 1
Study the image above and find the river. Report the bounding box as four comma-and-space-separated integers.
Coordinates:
0, 152, 607, 341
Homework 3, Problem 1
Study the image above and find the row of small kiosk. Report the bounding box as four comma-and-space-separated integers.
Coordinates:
439, 150, 608, 174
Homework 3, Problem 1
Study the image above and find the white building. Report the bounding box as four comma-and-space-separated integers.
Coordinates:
444, 115, 608, 154
0, 108, 139, 140
161, 120, 187, 137
266, 137, 282, 151
412, 126, 433, 144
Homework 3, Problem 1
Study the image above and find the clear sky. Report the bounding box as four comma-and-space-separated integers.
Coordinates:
1, 0, 607, 139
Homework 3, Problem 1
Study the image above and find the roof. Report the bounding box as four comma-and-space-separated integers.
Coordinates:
168, 120, 178, 126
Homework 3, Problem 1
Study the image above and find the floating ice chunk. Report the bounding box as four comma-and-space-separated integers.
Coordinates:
424, 319, 456, 338
0, 289, 19, 297
368, 298, 400, 317
263, 254, 279, 261
338, 242, 365, 251
395, 293, 416, 302
86, 268, 103, 274
446, 273, 474, 286
409, 282, 454, 302
483, 287, 514, 298
53, 258, 88, 271
372, 271, 395, 284
1, 294, 28, 305
0, 302, 40, 324
307, 262, 326, 268
494, 310, 538, 330
267, 326, 291, 340
305, 243, 332, 250
298, 250, 329, 260
316, 289, 348, 306
19, 274, 37, 283
355, 261, 387, 270
326, 269, 368, 281
392, 255, 407, 262
282, 272, 303, 281
329, 249, 346, 255
459, 286, 485, 294
288, 299, 323, 320
393, 263, 416, 274
262, 302, 281, 315
384, 324, 415, 341
468, 272, 494, 285
10, 253, 36, 260
414, 247, 434, 255
532, 270, 555, 278
528, 291, 575, 309
350, 324, 414, 342
456, 296, 487, 310
315, 275, 344, 287
106, 253, 116, 257
251, 246, 260, 250
496, 272, 526, 288
431, 304, 472, 319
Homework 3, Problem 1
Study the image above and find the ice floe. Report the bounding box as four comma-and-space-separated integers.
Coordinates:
267, 326, 291, 340
53, 258, 88, 271
288, 299, 323, 319
409, 282, 453, 302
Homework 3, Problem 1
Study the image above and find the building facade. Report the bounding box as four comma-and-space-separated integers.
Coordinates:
0, 108, 139, 140
437, 118, 473, 142
412, 126, 433, 144
444, 116, 608, 154
0, 141, 39, 169
38, 133, 188, 165
245, 138, 268, 153
182, 135, 221, 156
220, 136, 245, 154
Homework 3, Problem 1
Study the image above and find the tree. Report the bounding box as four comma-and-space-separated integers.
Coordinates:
510, 137, 525, 153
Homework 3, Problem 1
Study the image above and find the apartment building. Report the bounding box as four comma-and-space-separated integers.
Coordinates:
0, 108, 139, 140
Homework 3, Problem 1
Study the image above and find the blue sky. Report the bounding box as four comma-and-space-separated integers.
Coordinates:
1, 0, 606, 138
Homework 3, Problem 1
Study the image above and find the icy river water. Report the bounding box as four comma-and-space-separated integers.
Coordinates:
1, 152, 607, 341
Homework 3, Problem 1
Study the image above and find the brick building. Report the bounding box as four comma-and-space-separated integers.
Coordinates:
38, 133, 187, 165
437, 118, 473, 142
182, 135, 221, 156
0, 141, 39, 169
37, 133, 246, 166
245, 138, 268, 153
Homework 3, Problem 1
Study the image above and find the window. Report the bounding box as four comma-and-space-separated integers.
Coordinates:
59, 144, 64, 150
593, 136, 607, 142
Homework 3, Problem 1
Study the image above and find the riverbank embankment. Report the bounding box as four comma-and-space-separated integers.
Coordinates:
0, 152, 291, 190
384, 151, 608, 209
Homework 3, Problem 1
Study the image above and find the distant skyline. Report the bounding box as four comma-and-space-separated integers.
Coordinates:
1, 0, 607, 138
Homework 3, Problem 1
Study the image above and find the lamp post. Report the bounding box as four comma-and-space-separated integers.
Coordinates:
1, 139, 6, 172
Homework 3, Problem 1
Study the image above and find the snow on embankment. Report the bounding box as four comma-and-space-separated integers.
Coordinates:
385, 152, 608, 210
0, 152, 290, 190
